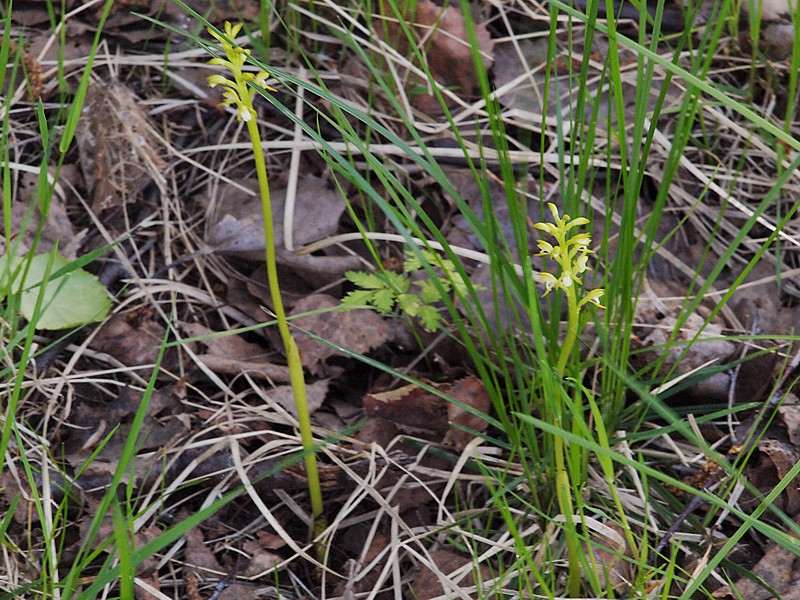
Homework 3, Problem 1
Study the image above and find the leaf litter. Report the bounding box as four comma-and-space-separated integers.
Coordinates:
2, 0, 800, 597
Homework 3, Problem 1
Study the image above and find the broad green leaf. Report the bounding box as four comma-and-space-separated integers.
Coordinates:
397, 293, 422, 317
381, 271, 410, 293
1, 253, 111, 330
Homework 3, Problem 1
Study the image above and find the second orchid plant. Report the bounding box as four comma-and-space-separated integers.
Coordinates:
205, 22, 326, 546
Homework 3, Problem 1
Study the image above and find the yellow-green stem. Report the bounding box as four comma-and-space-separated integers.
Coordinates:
245, 117, 326, 542
555, 285, 581, 595
553, 427, 581, 596
556, 280, 579, 375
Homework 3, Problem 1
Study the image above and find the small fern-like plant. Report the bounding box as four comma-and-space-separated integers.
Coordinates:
342, 248, 479, 332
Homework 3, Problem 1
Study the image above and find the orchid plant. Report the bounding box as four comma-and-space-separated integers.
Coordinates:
206, 22, 326, 546
532, 202, 605, 595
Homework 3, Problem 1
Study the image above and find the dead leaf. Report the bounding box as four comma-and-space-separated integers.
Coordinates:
208, 175, 344, 255
290, 294, 391, 376
377, 0, 494, 111
92, 313, 167, 367
206, 177, 362, 286
365, 376, 491, 450
181, 322, 291, 383
493, 39, 550, 117
744, 439, 800, 516
268, 379, 330, 418
632, 277, 737, 401
409, 548, 492, 599
0, 194, 78, 258
779, 399, 800, 446
241, 539, 280, 577
59, 386, 187, 477
365, 383, 450, 433
442, 376, 492, 451
585, 521, 635, 594
332, 530, 390, 598
713, 525, 800, 600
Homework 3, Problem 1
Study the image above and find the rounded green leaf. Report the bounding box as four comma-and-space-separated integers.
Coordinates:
4, 253, 111, 330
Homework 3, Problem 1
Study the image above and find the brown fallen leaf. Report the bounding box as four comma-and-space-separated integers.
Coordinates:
585, 521, 635, 595
208, 176, 345, 254
377, 0, 494, 111
206, 177, 362, 287
365, 383, 450, 434
493, 39, 551, 117
364, 375, 491, 450
409, 548, 492, 599
631, 277, 737, 402
743, 438, 800, 516
184, 525, 224, 600
59, 385, 188, 480
241, 539, 280, 577
442, 376, 493, 451
268, 379, 330, 419
181, 322, 290, 383
92, 313, 168, 368
332, 530, 391, 598
0, 193, 78, 259
290, 293, 392, 376
713, 521, 800, 600
778, 398, 800, 446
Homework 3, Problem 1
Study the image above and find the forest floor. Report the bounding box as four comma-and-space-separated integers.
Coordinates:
3, 0, 800, 598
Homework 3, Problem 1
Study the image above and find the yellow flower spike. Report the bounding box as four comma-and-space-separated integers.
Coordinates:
254, 70, 277, 92
571, 234, 592, 247
534, 221, 558, 236
208, 21, 243, 49
546, 201, 562, 223
532, 202, 605, 375
574, 253, 590, 274
207, 74, 233, 88
564, 217, 590, 230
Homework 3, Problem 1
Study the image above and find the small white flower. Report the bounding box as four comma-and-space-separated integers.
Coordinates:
533, 271, 558, 293
572, 234, 591, 247
578, 289, 605, 309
